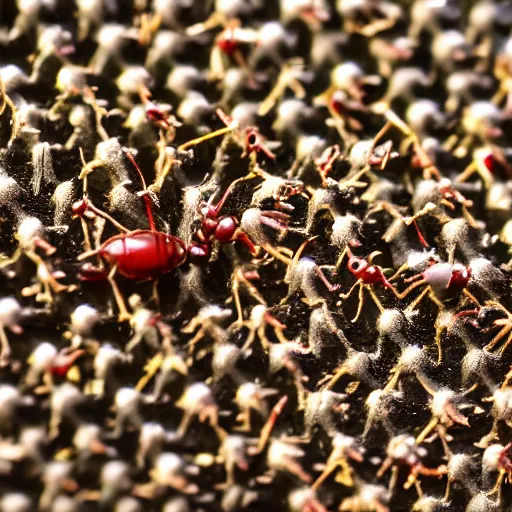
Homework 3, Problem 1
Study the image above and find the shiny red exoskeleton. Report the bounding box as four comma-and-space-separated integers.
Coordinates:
338, 253, 399, 323
187, 180, 257, 265
394, 261, 476, 316
77, 153, 187, 281
420, 262, 471, 299
347, 256, 395, 290
93, 230, 186, 281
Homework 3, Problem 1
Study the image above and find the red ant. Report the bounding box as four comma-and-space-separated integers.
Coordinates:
75, 151, 188, 320
186, 174, 260, 265
337, 251, 398, 322
339, 251, 480, 326
392, 261, 482, 362
138, 89, 181, 134
177, 109, 275, 165
483, 441, 512, 500
216, 109, 276, 162
75, 150, 262, 318
393, 262, 479, 313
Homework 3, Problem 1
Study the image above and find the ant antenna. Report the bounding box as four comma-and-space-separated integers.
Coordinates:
123, 149, 156, 232
177, 110, 239, 152
124, 150, 148, 191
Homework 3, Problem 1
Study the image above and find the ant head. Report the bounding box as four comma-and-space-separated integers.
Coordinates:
72, 198, 89, 218
448, 264, 471, 291
347, 256, 369, 277
201, 203, 217, 219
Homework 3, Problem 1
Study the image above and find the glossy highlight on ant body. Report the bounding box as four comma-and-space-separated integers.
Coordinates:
394, 261, 479, 312
75, 151, 188, 319
337, 251, 398, 323
187, 175, 259, 265
74, 150, 262, 319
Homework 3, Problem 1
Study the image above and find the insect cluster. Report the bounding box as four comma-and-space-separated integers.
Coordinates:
0, 0, 512, 510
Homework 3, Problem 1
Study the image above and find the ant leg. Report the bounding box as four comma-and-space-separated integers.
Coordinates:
371, 121, 393, 152
384, 367, 403, 392
312, 460, 342, 490
186, 327, 206, 354
462, 289, 481, 307
137, 13, 162, 47
231, 271, 244, 324
27, 251, 75, 301
486, 471, 506, 498
241, 325, 256, 352
455, 161, 479, 184
336, 247, 348, 269
367, 287, 385, 313
266, 315, 292, 344
152, 150, 178, 193
258, 63, 305, 117
0, 81, 17, 140
413, 478, 423, 497
404, 202, 438, 225
497, 330, 512, 356
235, 407, 251, 433
376, 457, 393, 479
315, 457, 355, 490
257, 324, 271, 351
434, 323, 446, 364
426, 289, 444, 310
461, 206, 479, 229
82, 201, 131, 234
234, 231, 258, 256
78, 159, 104, 180
178, 122, 238, 152
276, 247, 294, 258
388, 263, 410, 282
135, 353, 164, 392
0, 247, 22, 268
338, 279, 363, 302
341, 165, 371, 190
383, 109, 441, 180
261, 244, 292, 265
151, 280, 161, 309
322, 365, 348, 390
272, 324, 291, 344
82, 87, 110, 142
416, 417, 440, 445
177, 412, 192, 438
186, 11, 226, 36
453, 134, 474, 159
256, 396, 288, 453
79, 217, 93, 254
107, 265, 132, 322
0, 79, 16, 116
404, 285, 430, 312
394, 278, 426, 299
314, 266, 339, 293
351, 284, 366, 323
0, 326, 11, 366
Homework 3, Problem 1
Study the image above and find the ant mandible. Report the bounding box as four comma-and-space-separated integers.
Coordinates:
75, 151, 187, 320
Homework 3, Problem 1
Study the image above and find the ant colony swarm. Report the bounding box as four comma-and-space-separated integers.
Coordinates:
1, 0, 512, 510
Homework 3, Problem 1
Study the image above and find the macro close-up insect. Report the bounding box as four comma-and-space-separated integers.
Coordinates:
0, 0, 511, 511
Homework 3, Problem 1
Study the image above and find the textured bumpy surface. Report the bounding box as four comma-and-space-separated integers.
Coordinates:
0, 1, 512, 511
